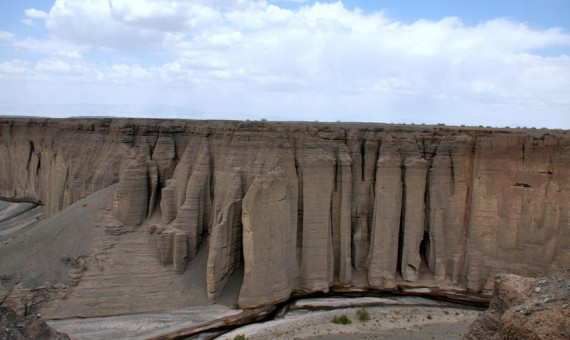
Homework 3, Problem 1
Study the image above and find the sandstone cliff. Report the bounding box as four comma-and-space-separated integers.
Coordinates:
0, 118, 569, 317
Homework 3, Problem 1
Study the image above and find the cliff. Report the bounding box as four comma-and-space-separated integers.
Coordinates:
0, 118, 569, 318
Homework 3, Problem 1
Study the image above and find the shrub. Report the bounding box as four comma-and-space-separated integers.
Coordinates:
232, 302, 240, 310
331, 314, 352, 325
427, 314, 432, 320
356, 307, 370, 321
234, 335, 246, 340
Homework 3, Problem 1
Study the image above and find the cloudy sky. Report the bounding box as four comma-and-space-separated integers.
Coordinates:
0, 0, 569, 128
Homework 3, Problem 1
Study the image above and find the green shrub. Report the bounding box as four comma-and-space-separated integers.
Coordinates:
234, 335, 246, 340
427, 314, 432, 320
232, 302, 240, 310
331, 314, 352, 325
356, 307, 370, 321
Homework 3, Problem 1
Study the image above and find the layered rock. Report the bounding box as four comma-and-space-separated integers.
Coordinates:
112, 155, 148, 226
367, 136, 403, 288
1, 118, 569, 317
428, 137, 473, 283
332, 144, 353, 285
151, 134, 177, 186
239, 168, 297, 307
400, 147, 428, 282
464, 267, 570, 340
207, 169, 243, 302
298, 141, 336, 292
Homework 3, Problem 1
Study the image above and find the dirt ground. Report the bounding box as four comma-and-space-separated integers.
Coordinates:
220, 306, 481, 340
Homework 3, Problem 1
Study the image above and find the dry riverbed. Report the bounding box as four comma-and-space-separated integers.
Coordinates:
47, 297, 482, 339
220, 306, 481, 340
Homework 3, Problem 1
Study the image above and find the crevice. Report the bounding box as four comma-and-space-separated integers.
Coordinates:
419, 231, 431, 272
372, 141, 381, 186
150, 133, 159, 158
36, 153, 41, 172
521, 143, 525, 166
207, 134, 214, 203
333, 156, 339, 192
396, 161, 406, 278
449, 152, 455, 195
25, 140, 35, 171
461, 139, 477, 284
59, 165, 70, 211
514, 183, 532, 188
360, 141, 365, 181
367, 141, 379, 245
424, 164, 431, 234
296, 154, 304, 272
423, 156, 433, 275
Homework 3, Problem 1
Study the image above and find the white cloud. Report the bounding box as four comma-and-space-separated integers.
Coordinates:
1, 0, 569, 127
11, 37, 86, 58
25, 8, 49, 19
0, 60, 31, 75
0, 31, 14, 40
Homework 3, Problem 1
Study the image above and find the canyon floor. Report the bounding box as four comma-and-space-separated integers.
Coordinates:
220, 305, 480, 340
45, 298, 482, 339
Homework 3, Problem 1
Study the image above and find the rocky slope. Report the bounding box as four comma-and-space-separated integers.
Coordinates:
464, 267, 570, 339
0, 118, 569, 318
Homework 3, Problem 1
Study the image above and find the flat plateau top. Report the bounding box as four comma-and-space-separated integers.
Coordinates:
0, 117, 567, 137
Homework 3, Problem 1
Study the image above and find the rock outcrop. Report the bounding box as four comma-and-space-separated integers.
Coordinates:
0, 305, 71, 340
464, 267, 570, 339
0, 118, 569, 317
112, 155, 148, 226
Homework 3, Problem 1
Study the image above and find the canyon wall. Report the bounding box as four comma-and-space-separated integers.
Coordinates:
1, 118, 569, 314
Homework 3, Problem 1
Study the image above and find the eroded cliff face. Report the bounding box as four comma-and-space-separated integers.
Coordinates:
0, 118, 569, 315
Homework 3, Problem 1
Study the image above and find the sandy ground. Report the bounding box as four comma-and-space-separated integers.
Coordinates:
220, 306, 481, 340
46, 296, 481, 339
47, 305, 241, 340
0, 200, 44, 246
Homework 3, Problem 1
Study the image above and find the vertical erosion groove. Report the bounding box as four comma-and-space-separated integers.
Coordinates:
461, 138, 477, 283
423, 158, 432, 273
360, 141, 366, 181
449, 151, 456, 195
419, 231, 431, 268
396, 161, 406, 277
331, 155, 341, 281
25, 140, 35, 171
295, 154, 304, 273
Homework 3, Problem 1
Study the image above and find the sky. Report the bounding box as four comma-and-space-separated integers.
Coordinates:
0, 0, 569, 128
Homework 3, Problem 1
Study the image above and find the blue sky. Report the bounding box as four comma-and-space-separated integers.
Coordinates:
0, 0, 569, 127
